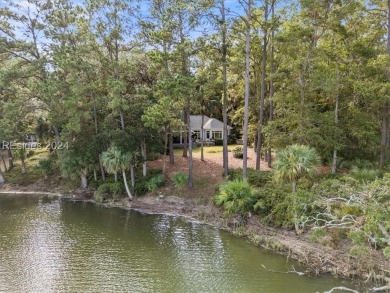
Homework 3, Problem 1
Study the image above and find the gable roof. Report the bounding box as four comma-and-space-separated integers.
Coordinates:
190, 115, 232, 130
190, 115, 210, 130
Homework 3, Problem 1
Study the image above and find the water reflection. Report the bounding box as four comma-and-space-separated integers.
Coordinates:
0, 195, 357, 293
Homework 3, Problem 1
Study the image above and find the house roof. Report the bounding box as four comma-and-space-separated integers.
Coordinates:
190, 115, 232, 130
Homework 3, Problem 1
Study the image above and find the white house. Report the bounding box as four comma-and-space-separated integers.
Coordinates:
176, 115, 232, 144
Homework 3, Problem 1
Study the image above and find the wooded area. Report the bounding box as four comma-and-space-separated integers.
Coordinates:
0, 0, 389, 187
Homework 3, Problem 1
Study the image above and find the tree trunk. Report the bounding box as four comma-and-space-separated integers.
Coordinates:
267, 0, 275, 168
130, 164, 135, 188
380, 104, 389, 169
122, 170, 133, 200
120, 111, 125, 130
182, 109, 188, 158
53, 126, 60, 145
141, 139, 147, 177
81, 169, 88, 189
188, 104, 194, 188
221, 0, 229, 178
169, 126, 174, 164
21, 159, 26, 174
292, 181, 300, 234
99, 154, 106, 181
381, 0, 390, 169
178, 10, 189, 159
0, 168, 5, 184
256, 0, 268, 171
292, 179, 297, 193
242, 2, 251, 179
163, 126, 168, 174
201, 110, 205, 162
1, 154, 8, 172
7, 149, 13, 170
332, 66, 340, 174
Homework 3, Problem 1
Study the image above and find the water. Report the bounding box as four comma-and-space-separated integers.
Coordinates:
0, 194, 358, 293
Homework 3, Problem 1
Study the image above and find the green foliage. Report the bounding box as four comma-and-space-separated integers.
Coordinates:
227, 133, 237, 145
215, 180, 257, 216
349, 166, 381, 182
340, 159, 374, 170
37, 159, 54, 177
94, 182, 125, 203
133, 169, 164, 196
274, 144, 320, 192
214, 138, 223, 146
228, 168, 272, 187
146, 174, 165, 191
172, 172, 188, 188
253, 185, 294, 228
232, 146, 243, 159
383, 247, 390, 259
309, 228, 327, 243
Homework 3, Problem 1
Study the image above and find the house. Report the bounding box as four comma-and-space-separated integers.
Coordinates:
174, 115, 232, 144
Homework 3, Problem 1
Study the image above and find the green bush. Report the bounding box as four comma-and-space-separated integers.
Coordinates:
214, 138, 223, 146
130, 169, 164, 196
215, 180, 257, 216
94, 182, 125, 203
37, 158, 54, 177
233, 147, 243, 159
228, 168, 272, 187
147, 152, 160, 161
253, 185, 294, 228
383, 246, 390, 259
349, 166, 381, 182
172, 172, 188, 188
340, 159, 373, 170
228, 134, 237, 145
146, 174, 165, 191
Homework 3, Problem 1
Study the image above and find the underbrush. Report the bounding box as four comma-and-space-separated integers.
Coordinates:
92, 169, 165, 202
221, 168, 390, 260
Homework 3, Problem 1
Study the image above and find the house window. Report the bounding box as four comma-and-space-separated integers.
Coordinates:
213, 131, 222, 139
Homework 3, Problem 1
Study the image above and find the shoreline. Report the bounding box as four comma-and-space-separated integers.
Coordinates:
1, 187, 390, 291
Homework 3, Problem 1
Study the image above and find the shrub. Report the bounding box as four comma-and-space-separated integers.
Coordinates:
146, 174, 165, 191
94, 182, 125, 203
214, 138, 223, 146
147, 152, 160, 161
215, 180, 257, 216
37, 158, 54, 178
227, 134, 237, 145
383, 247, 390, 259
228, 168, 272, 187
133, 169, 164, 196
172, 172, 188, 188
340, 159, 373, 170
349, 166, 381, 182
233, 147, 243, 159
254, 186, 294, 228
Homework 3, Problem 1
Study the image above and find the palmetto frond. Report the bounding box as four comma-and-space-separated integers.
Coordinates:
274, 144, 320, 184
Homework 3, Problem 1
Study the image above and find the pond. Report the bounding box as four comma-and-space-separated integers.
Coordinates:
0, 194, 358, 293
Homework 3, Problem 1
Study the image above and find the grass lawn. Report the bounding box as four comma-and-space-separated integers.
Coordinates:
3, 148, 51, 186
174, 144, 240, 158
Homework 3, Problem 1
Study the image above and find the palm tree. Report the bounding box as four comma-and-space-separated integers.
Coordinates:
273, 144, 320, 234
102, 146, 133, 200
273, 144, 320, 193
